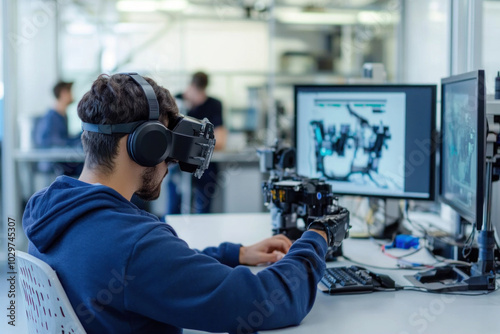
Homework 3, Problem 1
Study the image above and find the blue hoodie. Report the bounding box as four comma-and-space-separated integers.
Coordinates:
23, 176, 327, 333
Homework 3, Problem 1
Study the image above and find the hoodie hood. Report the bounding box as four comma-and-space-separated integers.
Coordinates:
23, 176, 151, 253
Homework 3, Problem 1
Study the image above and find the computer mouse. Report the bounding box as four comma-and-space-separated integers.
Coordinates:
372, 273, 396, 289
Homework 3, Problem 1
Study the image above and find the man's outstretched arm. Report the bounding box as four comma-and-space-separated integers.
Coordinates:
195, 234, 295, 267
124, 225, 327, 333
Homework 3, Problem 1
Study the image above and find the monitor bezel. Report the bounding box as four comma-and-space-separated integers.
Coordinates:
293, 84, 437, 201
439, 70, 486, 228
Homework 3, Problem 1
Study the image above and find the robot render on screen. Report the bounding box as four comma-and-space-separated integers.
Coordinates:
446, 97, 476, 197
310, 104, 391, 188
258, 142, 351, 260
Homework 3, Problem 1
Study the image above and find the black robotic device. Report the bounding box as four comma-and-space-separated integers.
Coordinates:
258, 142, 351, 260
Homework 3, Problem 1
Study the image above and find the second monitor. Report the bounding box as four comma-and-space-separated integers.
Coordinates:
295, 85, 437, 200
440, 70, 486, 229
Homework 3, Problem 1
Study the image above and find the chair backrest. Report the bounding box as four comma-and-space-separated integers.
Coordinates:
17, 251, 87, 334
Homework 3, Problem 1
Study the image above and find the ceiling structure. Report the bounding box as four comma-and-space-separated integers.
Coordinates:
60, 0, 397, 27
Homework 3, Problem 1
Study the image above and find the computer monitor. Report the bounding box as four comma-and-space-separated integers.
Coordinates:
440, 70, 486, 229
294, 85, 437, 200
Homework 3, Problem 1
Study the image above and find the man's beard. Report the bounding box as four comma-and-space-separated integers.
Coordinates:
135, 166, 167, 201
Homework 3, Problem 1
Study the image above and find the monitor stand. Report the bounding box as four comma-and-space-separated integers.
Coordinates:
406, 145, 498, 292
405, 262, 496, 292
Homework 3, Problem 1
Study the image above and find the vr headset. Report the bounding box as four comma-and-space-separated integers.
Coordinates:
81, 73, 215, 179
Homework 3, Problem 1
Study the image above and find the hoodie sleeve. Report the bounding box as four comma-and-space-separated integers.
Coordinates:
124, 226, 326, 333
193, 242, 242, 267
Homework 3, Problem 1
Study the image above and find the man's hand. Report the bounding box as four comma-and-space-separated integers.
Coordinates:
239, 234, 293, 266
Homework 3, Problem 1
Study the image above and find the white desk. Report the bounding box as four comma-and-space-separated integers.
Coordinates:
166, 213, 500, 334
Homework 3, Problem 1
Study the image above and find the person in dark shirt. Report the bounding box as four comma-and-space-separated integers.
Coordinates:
168, 72, 227, 214
34, 81, 83, 175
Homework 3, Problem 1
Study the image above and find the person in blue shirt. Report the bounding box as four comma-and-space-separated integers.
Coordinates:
35, 81, 80, 148
168, 71, 227, 214
34, 81, 83, 175
23, 73, 329, 334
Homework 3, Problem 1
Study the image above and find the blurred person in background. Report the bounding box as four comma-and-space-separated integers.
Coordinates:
167, 71, 227, 214
34, 80, 83, 176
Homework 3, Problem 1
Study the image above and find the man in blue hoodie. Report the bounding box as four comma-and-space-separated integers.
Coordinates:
23, 73, 329, 333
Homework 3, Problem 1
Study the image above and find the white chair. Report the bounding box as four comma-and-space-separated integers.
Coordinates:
17, 251, 87, 334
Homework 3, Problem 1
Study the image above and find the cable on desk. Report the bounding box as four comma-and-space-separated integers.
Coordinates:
371, 222, 475, 269
342, 255, 430, 271
381, 245, 434, 269
404, 206, 467, 248
462, 222, 476, 259
369, 237, 387, 247
404, 205, 485, 266
397, 286, 499, 296
426, 251, 472, 267
393, 247, 423, 259
350, 211, 380, 239
404, 205, 429, 237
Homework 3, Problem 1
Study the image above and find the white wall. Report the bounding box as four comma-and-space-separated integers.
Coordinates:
273, 27, 325, 72
0, 0, 3, 95
60, 16, 270, 133
403, 0, 450, 84
0, 1, 3, 140
16, 0, 58, 117
483, 1, 500, 242
483, 1, 500, 94
184, 20, 268, 72
182, 19, 269, 111
13, 0, 59, 149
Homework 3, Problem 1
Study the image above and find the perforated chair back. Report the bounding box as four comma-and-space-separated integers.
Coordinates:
17, 251, 87, 334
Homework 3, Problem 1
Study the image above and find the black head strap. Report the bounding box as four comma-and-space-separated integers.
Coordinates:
81, 72, 160, 134
126, 73, 160, 120
81, 121, 144, 135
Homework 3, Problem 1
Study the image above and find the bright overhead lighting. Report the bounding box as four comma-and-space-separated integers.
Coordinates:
428, 11, 446, 23
357, 11, 399, 25
117, 1, 158, 12
276, 11, 357, 25
113, 23, 159, 33
66, 22, 97, 35
159, 0, 187, 11
0, 82, 4, 100
116, 0, 187, 12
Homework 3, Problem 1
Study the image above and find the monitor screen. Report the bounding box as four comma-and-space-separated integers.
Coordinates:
440, 70, 485, 227
295, 85, 436, 200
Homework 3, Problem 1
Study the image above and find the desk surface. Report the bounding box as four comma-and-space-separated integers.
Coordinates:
166, 213, 499, 334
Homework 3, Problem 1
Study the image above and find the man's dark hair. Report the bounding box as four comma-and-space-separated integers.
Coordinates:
77, 74, 179, 174
190, 71, 209, 90
53, 81, 73, 99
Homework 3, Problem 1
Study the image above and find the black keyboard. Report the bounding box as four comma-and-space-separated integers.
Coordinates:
320, 265, 396, 294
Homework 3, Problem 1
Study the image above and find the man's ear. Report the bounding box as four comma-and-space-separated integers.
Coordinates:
118, 135, 142, 170
117, 136, 131, 162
